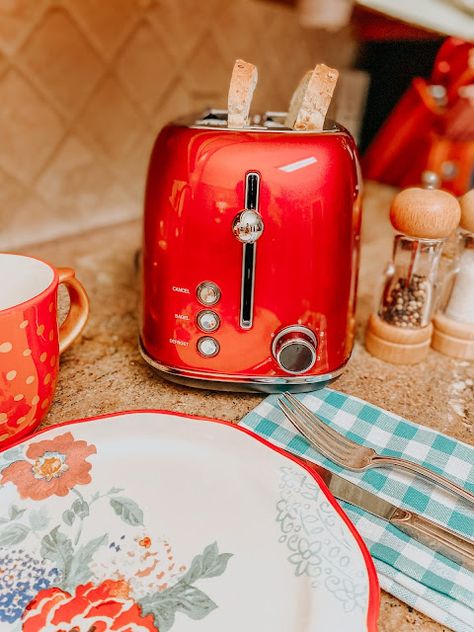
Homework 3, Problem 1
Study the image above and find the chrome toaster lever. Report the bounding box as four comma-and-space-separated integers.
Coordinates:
233, 172, 263, 329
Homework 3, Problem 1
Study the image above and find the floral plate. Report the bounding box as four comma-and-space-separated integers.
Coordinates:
0, 410, 380, 631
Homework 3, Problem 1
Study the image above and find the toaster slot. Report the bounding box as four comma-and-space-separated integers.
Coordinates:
241, 242, 256, 328
194, 109, 228, 127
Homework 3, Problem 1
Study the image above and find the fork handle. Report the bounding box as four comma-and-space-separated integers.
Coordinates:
371, 455, 474, 505
390, 508, 474, 571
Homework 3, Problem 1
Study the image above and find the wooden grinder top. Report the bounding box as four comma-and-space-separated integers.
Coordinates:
390, 175, 461, 239
460, 189, 474, 234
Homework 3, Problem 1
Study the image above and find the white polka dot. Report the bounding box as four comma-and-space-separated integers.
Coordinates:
17, 416, 26, 424
50, 356, 56, 367
6, 370, 16, 381
13, 394, 24, 401
19, 320, 28, 329
40, 352, 47, 362
32, 395, 39, 405
41, 399, 49, 410
44, 374, 51, 385
23, 349, 32, 357
0, 413, 7, 422
26, 376, 35, 384
37, 325, 45, 336
0, 342, 12, 353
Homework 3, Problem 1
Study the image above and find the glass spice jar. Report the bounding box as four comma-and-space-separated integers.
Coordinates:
432, 189, 474, 359
379, 236, 444, 329
366, 173, 461, 364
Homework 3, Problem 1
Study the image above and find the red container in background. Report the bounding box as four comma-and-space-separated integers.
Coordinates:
363, 38, 474, 195
140, 111, 362, 392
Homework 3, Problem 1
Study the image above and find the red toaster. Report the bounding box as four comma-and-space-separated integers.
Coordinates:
140, 110, 362, 392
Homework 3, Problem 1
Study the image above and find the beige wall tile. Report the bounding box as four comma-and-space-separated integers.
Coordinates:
63, 0, 139, 59
19, 8, 103, 115
79, 75, 146, 160
0, 69, 63, 184
152, 79, 194, 131
0, 0, 357, 248
0, 50, 7, 77
0, 0, 46, 55
184, 32, 231, 98
115, 130, 155, 200
0, 167, 52, 249
146, 0, 219, 62
36, 134, 137, 228
115, 20, 174, 114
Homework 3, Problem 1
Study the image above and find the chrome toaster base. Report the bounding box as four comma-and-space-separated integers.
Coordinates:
139, 339, 346, 394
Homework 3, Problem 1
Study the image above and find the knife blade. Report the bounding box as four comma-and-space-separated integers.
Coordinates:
295, 455, 474, 572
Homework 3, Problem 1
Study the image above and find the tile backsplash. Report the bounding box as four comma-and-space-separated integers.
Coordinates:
0, 0, 357, 249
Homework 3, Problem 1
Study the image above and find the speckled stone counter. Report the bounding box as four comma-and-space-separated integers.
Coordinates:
19, 182, 473, 632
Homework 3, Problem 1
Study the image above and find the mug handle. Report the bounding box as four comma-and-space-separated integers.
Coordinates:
57, 267, 90, 354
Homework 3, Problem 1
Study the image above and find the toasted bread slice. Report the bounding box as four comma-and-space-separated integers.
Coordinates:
227, 59, 258, 128
285, 70, 312, 129
286, 64, 339, 131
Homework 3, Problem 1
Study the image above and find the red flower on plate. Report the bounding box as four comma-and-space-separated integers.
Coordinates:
22, 579, 158, 632
0, 431, 96, 500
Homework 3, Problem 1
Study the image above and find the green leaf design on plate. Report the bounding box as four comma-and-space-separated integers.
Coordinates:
41, 526, 74, 585
139, 542, 232, 632
29, 507, 49, 531
110, 497, 143, 526
0, 447, 22, 472
65, 534, 108, 590
170, 584, 217, 619
72, 499, 90, 519
0, 523, 29, 546
62, 509, 75, 527
107, 487, 124, 494
8, 505, 26, 521
183, 541, 232, 583
139, 596, 176, 632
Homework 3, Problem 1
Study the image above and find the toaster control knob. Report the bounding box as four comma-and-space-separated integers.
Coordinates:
196, 281, 221, 306
197, 336, 220, 358
272, 326, 317, 375
232, 209, 264, 243
197, 310, 220, 333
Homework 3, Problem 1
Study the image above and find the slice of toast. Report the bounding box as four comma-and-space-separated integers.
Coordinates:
286, 64, 339, 131
227, 59, 258, 128
285, 70, 313, 129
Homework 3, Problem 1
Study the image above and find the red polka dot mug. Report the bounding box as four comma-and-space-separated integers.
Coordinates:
0, 254, 89, 448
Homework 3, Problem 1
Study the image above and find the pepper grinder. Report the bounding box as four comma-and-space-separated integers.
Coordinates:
432, 189, 474, 359
365, 173, 461, 364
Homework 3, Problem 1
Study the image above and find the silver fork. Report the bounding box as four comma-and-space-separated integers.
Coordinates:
279, 392, 474, 506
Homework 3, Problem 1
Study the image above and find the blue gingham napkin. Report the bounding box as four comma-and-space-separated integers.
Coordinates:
240, 388, 474, 632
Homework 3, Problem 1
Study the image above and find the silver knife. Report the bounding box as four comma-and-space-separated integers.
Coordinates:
294, 455, 474, 572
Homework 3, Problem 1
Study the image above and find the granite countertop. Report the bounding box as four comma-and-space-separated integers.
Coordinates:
20, 181, 473, 632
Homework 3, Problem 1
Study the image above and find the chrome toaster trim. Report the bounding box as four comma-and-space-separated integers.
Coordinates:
173, 109, 343, 134
139, 338, 346, 393
237, 172, 262, 329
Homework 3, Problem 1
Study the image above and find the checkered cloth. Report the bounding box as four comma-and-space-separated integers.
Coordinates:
240, 388, 474, 632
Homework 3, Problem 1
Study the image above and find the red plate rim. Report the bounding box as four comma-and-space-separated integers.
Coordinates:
1, 408, 381, 631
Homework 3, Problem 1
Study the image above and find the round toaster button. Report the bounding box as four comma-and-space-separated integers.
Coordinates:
196, 281, 221, 306
197, 336, 220, 357
197, 310, 220, 332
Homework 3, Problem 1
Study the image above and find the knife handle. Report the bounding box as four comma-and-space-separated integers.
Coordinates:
390, 508, 474, 571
